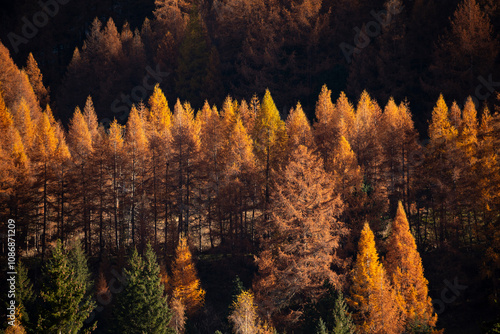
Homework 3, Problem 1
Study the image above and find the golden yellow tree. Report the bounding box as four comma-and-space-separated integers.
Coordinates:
385, 202, 437, 331
34, 112, 58, 258
335, 91, 356, 143
147, 84, 172, 247
68, 107, 93, 253
125, 105, 150, 247
286, 102, 314, 154
348, 222, 403, 334
14, 99, 36, 154
5, 308, 27, 334
171, 237, 205, 315
229, 290, 261, 334
106, 119, 125, 251
252, 89, 287, 209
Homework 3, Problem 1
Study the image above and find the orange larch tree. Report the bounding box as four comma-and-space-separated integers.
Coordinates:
286, 102, 315, 155
254, 145, 346, 327
106, 119, 125, 251
170, 236, 205, 316
25, 53, 49, 108
385, 202, 437, 331
34, 112, 58, 258
147, 84, 172, 247
171, 100, 200, 242
125, 104, 150, 248
67, 106, 94, 253
348, 222, 403, 334
313, 85, 337, 162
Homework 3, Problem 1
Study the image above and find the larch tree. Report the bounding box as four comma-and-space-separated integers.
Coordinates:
170, 236, 205, 316
251, 89, 287, 213
34, 112, 58, 259
13, 99, 36, 154
456, 97, 480, 244
385, 202, 437, 331
347, 222, 403, 334
25, 53, 49, 108
147, 84, 172, 247
335, 92, 356, 146
352, 91, 382, 189
431, 0, 499, 101
125, 105, 150, 248
229, 290, 262, 334
314, 85, 337, 162
197, 101, 225, 249
68, 107, 93, 254
329, 136, 362, 203
171, 100, 200, 240
0, 42, 40, 115
286, 102, 315, 154
53, 119, 71, 244
220, 96, 255, 251
238, 99, 256, 134
254, 145, 346, 327
329, 135, 364, 247
380, 98, 420, 213
106, 119, 125, 251
169, 290, 187, 334
223, 115, 258, 250
426, 94, 458, 245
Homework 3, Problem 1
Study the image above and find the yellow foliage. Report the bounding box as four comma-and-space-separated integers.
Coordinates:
348, 222, 403, 334
171, 237, 205, 315
36, 112, 58, 160
148, 84, 172, 136
428, 94, 457, 143
286, 102, 314, 152
68, 106, 93, 159
229, 290, 261, 334
5, 308, 27, 334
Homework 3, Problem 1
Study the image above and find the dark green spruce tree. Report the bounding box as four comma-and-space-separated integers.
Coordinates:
36, 240, 95, 334
110, 243, 173, 334
330, 291, 356, 334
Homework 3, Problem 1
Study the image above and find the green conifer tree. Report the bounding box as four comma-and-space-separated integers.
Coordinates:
111, 243, 174, 334
36, 241, 95, 334
331, 292, 356, 334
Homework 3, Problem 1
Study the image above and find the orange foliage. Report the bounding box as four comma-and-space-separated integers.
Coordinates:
348, 222, 403, 334
385, 202, 437, 330
171, 237, 205, 315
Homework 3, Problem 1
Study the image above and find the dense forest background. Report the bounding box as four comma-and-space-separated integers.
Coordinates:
0, 0, 499, 131
0, 0, 500, 333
